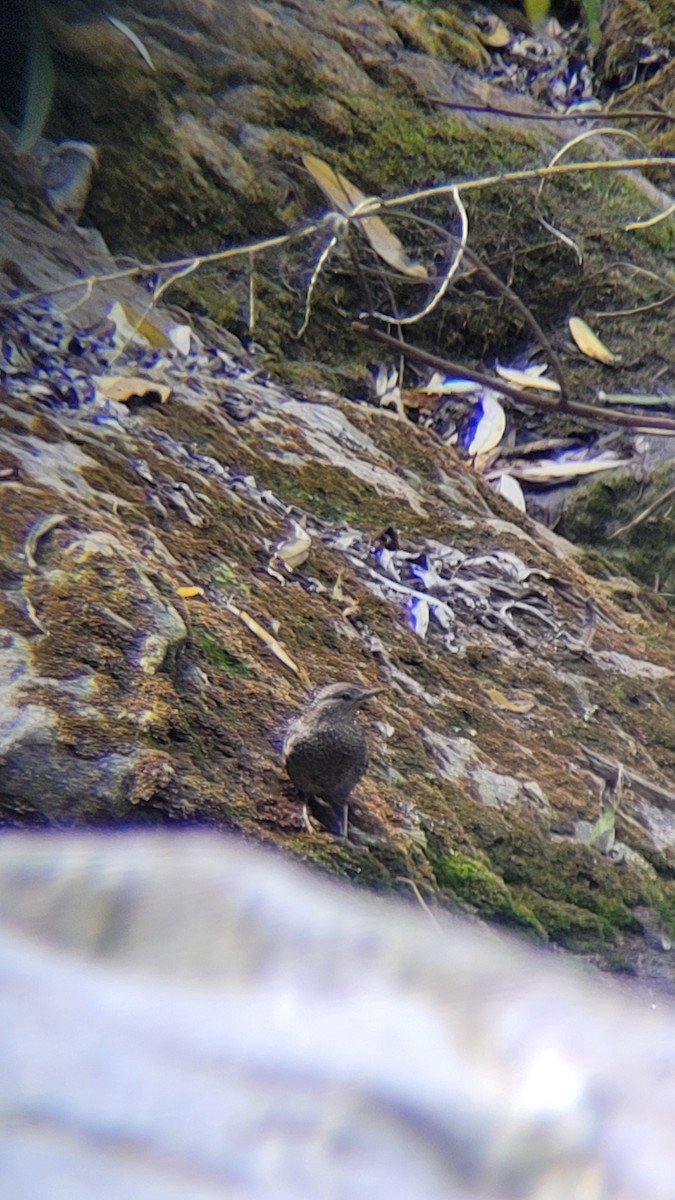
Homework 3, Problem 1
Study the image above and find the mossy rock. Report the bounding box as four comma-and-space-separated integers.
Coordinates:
434, 852, 547, 938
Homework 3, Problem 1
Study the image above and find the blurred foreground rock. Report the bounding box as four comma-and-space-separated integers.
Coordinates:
1, 830, 675, 1199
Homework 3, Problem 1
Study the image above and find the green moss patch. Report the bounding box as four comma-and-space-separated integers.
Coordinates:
434, 851, 547, 937
195, 630, 256, 677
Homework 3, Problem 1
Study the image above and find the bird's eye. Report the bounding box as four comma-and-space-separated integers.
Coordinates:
340, 691, 354, 701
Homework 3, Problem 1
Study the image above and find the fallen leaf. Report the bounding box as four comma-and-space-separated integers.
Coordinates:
107, 301, 151, 350
303, 152, 428, 280
177, 586, 204, 598
503, 451, 629, 483
569, 317, 620, 364
271, 519, 311, 571
407, 595, 430, 639
168, 324, 193, 355
332, 571, 360, 617
106, 15, 156, 69
108, 301, 170, 349
495, 363, 560, 392
226, 597, 309, 683
493, 473, 526, 512
463, 392, 506, 457
475, 16, 511, 46
421, 372, 481, 395
94, 375, 171, 404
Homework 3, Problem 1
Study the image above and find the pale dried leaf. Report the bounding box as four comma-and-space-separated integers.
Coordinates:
495, 364, 561, 392
493, 473, 526, 512
108, 301, 151, 350
464, 393, 506, 457
168, 324, 193, 355
226, 598, 308, 682
407, 596, 430, 639
421, 372, 480, 395
303, 153, 428, 280
507, 452, 629, 482
272, 520, 311, 572
106, 15, 156, 69
117, 301, 170, 349
569, 317, 620, 365
94, 375, 171, 404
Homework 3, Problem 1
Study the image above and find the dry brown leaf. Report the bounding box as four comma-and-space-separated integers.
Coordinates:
95, 375, 171, 404
303, 153, 428, 280
569, 317, 620, 365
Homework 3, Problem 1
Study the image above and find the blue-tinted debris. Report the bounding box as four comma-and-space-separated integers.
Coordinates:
407, 595, 430, 639
461, 391, 506, 457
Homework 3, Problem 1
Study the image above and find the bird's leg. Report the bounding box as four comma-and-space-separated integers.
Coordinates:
301, 802, 314, 833
341, 802, 350, 841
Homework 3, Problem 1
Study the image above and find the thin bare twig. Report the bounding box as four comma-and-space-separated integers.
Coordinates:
2, 156, 672, 312
352, 321, 675, 436
596, 293, 675, 319
384, 208, 571, 407
534, 128, 654, 258
364, 187, 469, 326
395, 877, 444, 932
626, 200, 675, 231
426, 96, 675, 125
609, 482, 675, 539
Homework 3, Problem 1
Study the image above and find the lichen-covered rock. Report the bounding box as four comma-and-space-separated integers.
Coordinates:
0, 524, 187, 822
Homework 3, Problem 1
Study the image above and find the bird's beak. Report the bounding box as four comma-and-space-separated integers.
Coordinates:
359, 686, 385, 703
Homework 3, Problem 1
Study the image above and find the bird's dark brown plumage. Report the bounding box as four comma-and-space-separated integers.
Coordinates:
282, 682, 381, 835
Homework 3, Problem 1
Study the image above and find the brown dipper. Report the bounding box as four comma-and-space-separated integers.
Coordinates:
282, 682, 382, 837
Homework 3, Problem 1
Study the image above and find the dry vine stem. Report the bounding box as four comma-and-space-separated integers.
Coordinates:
352, 321, 675, 437
2, 154, 673, 312
362, 187, 469, 327
427, 96, 675, 125
534, 127, 655, 261
371, 208, 571, 406
591, 262, 675, 320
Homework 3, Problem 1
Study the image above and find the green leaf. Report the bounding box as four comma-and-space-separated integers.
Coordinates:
1, 0, 55, 151
524, 0, 550, 24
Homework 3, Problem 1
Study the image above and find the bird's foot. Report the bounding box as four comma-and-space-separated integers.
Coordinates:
300, 803, 315, 834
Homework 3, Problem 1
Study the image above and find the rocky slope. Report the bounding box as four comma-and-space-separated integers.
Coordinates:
1, 0, 675, 983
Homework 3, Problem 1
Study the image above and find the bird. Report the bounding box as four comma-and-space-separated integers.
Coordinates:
282, 682, 383, 838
